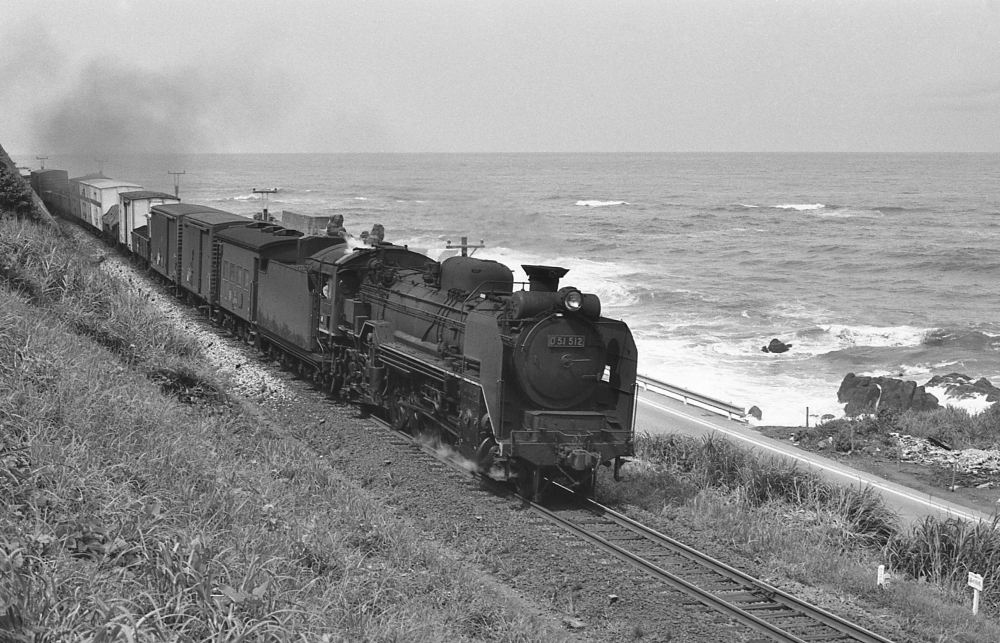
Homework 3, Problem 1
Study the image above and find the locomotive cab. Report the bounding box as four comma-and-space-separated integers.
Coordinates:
306, 243, 359, 338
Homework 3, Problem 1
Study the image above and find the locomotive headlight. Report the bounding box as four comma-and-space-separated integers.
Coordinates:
559, 287, 584, 312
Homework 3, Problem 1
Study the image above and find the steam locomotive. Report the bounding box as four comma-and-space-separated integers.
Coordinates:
305, 240, 638, 499
32, 170, 638, 500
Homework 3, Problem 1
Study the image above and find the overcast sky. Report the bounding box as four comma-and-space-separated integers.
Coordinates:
2, 0, 999, 154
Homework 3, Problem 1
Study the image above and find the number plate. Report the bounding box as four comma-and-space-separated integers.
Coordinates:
548, 335, 585, 348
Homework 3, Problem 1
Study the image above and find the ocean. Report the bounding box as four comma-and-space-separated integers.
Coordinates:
16, 152, 1000, 426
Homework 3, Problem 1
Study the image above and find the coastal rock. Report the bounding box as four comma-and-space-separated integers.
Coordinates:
761, 338, 792, 354
925, 372, 1000, 403
837, 373, 940, 416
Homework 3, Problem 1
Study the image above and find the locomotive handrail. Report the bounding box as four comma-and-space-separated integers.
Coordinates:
462, 280, 517, 306
636, 374, 747, 423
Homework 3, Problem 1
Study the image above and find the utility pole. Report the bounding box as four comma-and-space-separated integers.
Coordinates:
446, 237, 485, 257
36, 156, 47, 170
95, 159, 108, 176
168, 171, 186, 198
253, 188, 277, 222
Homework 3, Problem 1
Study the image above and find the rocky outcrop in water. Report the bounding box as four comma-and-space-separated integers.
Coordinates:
925, 373, 1000, 404
761, 338, 792, 353
837, 373, 940, 416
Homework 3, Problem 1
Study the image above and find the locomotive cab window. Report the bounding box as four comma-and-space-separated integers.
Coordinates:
338, 271, 360, 297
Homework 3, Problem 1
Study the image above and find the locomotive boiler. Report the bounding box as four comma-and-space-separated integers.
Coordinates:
305, 241, 638, 499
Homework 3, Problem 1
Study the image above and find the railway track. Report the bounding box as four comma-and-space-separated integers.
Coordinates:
529, 487, 894, 643
372, 418, 895, 643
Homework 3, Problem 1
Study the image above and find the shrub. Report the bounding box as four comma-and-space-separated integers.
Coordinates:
631, 432, 898, 544
0, 163, 36, 219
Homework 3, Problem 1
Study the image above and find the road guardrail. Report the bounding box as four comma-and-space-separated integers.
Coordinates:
636, 374, 748, 423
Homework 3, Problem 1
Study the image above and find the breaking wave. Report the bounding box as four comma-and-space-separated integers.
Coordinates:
576, 200, 630, 207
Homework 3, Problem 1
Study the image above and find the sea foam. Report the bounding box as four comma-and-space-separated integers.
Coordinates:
773, 203, 825, 210
818, 324, 929, 349
924, 386, 995, 415
576, 200, 630, 207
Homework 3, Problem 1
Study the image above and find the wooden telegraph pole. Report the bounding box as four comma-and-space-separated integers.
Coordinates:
253, 188, 277, 222
446, 237, 485, 257
168, 171, 186, 198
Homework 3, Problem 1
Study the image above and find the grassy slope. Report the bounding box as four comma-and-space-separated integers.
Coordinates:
0, 213, 569, 642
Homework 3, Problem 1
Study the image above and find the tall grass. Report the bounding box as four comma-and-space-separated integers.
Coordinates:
886, 516, 1000, 612
615, 433, 898, 546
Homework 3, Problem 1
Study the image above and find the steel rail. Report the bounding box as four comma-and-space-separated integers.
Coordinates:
529, 483, 895, 643
529, 502, 813, 642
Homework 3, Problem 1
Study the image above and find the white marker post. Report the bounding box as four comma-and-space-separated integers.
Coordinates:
968, 572, 984, 615
877, 565, 886, 588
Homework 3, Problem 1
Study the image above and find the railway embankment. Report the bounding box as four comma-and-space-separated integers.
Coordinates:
0, 211, 578, 642
4, 195, 1000, 642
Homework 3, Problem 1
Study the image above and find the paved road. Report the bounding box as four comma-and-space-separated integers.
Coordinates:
635, 386, 991, 525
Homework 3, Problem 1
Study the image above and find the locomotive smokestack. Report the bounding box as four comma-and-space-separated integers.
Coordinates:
522, 265, 569, 292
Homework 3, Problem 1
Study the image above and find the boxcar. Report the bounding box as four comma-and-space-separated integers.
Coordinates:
119, 191, 180, 251
177, 209, 249, 303
149, 204, 242, 286
215, 223, 304, 328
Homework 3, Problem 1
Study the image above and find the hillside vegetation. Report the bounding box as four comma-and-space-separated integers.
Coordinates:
0, 212, 568, 642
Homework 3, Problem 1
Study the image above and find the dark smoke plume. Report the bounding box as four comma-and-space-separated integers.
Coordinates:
34, 57, 291, 154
